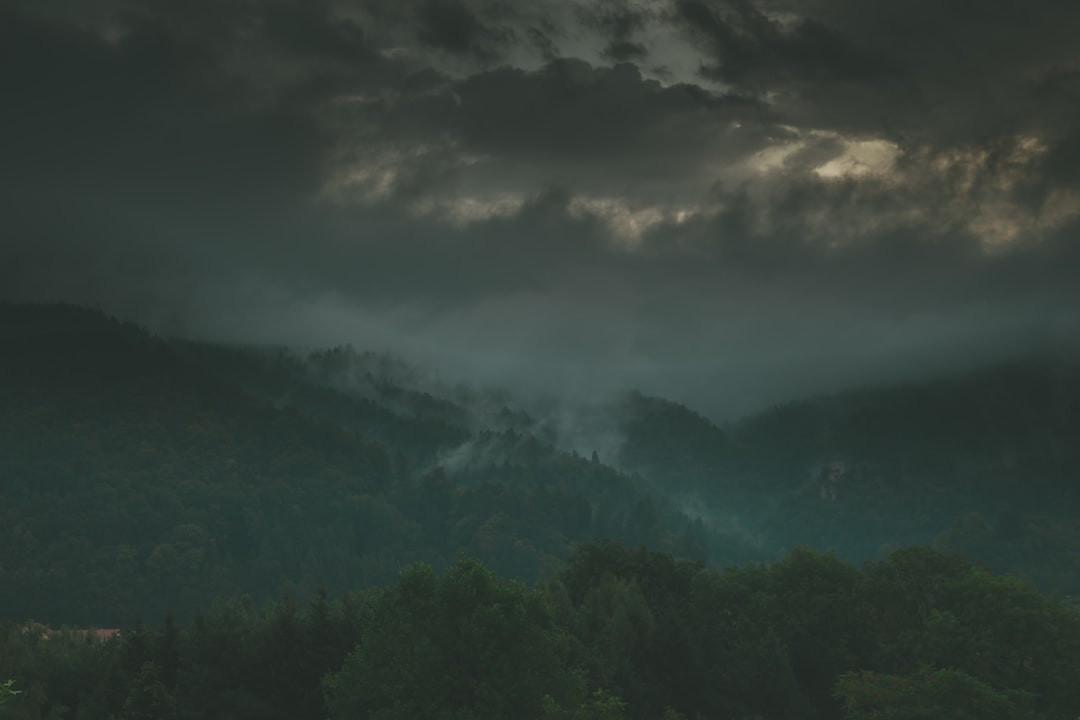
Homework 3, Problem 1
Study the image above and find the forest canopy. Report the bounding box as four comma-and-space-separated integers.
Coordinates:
3, 304, 1080, 719
1, 543, 1079, 720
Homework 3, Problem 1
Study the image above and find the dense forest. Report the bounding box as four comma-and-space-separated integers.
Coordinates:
0, 304, 718, 626
2, 541, 1080, 720
3, 303, 1080, 718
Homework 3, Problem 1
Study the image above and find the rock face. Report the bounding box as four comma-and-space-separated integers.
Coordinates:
819, 459, 848, 501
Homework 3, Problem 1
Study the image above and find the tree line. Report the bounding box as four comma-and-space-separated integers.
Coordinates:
2, 541, 1078, 720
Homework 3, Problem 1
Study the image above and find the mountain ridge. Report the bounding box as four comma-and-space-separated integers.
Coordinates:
3, 301, 1079, 626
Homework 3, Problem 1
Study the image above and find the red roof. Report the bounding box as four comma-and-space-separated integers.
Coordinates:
43, 627, 122, 641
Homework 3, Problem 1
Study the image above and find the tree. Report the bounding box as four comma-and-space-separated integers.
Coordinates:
834, 669, 1043, 720
122, 663, 176, 720
323, 558, 577, 720
543, 688, 628, 720
0, 679, 21, 710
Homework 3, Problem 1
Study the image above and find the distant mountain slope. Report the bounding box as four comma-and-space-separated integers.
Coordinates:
735, 357, 1080, 475
727, 356, 1080, 539
0, 303, 718, 626
615, 392, 730, 494
3, 302, 1079, 623
606, 354, 1080, 590
615, 356, 1079, 494
169, 340, 472, 466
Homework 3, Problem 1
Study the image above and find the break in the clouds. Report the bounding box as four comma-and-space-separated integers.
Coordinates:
2, 0, 1079, 417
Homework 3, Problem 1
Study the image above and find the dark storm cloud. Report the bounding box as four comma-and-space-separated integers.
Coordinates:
309, 53, 771, 208
260, 0, 376, 63
674, 0, 892, 86
577, 0, 651, 61
415, 0, 509, 61
752, 0, 1080, 143
0, 1, 335, 326
1, 0, 1079, 418
1032, 69, 1080, 188
524, 24, 561, 63
0, 11, 326, 217
441, 60, 766, 197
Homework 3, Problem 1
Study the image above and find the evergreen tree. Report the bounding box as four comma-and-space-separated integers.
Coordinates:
122, 663, 176, 720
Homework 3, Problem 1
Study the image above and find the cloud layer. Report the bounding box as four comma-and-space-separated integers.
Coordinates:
2, 0, 1078, 417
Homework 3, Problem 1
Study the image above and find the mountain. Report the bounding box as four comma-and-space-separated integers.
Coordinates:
0, 303, 716, 626
606, 355, 1080, 590
3, 302, 1079, 627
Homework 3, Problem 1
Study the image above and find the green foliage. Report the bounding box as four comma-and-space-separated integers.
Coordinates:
3, 544, 1080, 720
122, 663, 175, 720
937, 511, 1080, 594
1, 679, 21, 709
543, 689, 628, 720
619, 351, 1080, 584
550, 542, 1080, 720
834, 669, 1043, 720
323, 558, 576, 720
616, 392, 729, 495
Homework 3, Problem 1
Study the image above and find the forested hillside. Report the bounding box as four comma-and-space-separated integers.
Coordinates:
609, 355, 1080, 593
4, 304, 1080, 720
0, 304, 716, 626
3, 302, 1080, 628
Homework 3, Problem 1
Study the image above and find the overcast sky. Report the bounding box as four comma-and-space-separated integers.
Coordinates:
2, 0, 1078, 417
